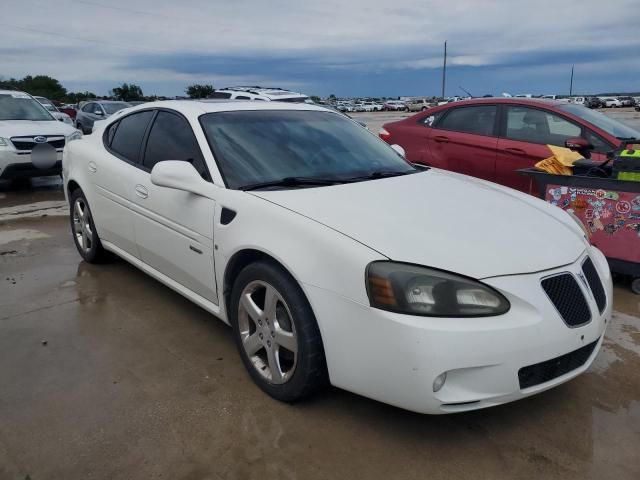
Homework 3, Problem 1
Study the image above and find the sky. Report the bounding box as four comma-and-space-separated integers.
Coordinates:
1, 0, 639, 98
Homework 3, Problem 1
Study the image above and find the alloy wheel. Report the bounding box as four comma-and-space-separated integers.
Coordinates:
72, 197, 93, 254
237, 280, 298, 384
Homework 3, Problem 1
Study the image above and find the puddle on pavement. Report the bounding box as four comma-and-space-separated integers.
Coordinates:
592, 311, 639, 373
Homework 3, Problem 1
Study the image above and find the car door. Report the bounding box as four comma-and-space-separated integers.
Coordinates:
495, 105, 600, 192
425, 104, 499, 182
127, 110, 218, 304
91, 110, 155, 257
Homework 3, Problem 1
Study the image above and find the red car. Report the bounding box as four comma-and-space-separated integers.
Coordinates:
379, 98, 640, 192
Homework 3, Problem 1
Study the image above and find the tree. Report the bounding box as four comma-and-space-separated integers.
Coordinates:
310, 95, 321, 103
185, 84, 215, 99
328, 94, 336, 100
0, 75, 67, 100
110, 83, 144, 101
65, 91, 97, 104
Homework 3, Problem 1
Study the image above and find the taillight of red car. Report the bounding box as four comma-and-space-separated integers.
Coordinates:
379, 127, 391, 143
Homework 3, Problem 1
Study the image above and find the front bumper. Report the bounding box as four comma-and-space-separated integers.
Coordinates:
0, 150, 63, 179
305, 246, 612, 414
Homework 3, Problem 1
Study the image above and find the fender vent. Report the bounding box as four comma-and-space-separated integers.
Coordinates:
220, 207, 236, 225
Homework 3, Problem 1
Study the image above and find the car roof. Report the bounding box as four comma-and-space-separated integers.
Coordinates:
431, 97, 568, 108
120, 99, 331, 117
0, 89, 30, 95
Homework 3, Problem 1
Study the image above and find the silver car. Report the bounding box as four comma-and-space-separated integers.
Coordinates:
75, 100, 131, 134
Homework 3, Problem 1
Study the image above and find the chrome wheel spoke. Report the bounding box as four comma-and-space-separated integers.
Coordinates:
263, 285, 278, 320
241, 292, 262, 323
243, 332, 263, 356
74, 201, 84, 221
81, 229, 89, 250
274, 327, 297, 354
266, 346, 283, 383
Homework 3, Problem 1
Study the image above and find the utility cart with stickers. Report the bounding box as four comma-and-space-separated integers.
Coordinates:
520, 142, 640, 294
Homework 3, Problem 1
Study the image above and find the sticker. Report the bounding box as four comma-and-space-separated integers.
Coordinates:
604, 224, 617, 235
572, 198, 587, 210
604, 191, 619, 200
593, 217, 604, 230
560, 187, 568, 195
595, 189, 606, 199
631, 196, 640, 211
585, 209, 594, 219
616, 201, 631, 214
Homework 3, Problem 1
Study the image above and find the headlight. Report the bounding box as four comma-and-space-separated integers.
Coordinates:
63, 116, 73, 124
66, 130, 83, 142
566, 210, 591, 243
366, 261, 510, 317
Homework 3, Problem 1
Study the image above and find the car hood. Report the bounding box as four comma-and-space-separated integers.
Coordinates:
251, 169, 586, 279
0, 120, 76, 137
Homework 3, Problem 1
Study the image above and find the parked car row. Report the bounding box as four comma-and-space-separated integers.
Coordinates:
61, 98, 612, 415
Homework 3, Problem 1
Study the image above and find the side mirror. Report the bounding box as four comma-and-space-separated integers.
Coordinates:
565, 137, 592, 151
150, 161, 210, 197
94, 110, 104, 116
390, 144, 406, 158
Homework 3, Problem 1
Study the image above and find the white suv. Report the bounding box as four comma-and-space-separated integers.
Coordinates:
209, 86, 311, 103
0, 89, 81, 180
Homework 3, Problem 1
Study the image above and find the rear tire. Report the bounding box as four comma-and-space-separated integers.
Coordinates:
69, 189, 108, 263
631, 278, 640, 295
230, 260, 328, 402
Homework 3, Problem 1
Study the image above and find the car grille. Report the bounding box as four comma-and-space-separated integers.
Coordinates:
10, 136, 65, 151
518, 339, 598, 389
581, 257, 606, 314
541, 273, 591, 327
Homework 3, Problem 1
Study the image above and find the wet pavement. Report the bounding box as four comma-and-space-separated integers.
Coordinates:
1, 110, 639, 479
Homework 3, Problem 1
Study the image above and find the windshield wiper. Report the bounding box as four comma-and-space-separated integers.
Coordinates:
341, 169, 420, 183
617, 136, 638, 141
241, 176, 344, 191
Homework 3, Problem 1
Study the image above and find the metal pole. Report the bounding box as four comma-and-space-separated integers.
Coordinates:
569, 65, 574, 96
441, 41, 447, 99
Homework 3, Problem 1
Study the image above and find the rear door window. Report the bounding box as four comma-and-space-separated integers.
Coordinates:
436, 105, 497, 136
142, 111, 209, 179
109, 110, 154, 163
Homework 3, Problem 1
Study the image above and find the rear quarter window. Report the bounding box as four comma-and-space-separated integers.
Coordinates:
109, 110, 154, 163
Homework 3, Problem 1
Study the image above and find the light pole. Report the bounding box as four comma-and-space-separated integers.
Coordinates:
441, 41, 447, 99
569, 65, 574, 97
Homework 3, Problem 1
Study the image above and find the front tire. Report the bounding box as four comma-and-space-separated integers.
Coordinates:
230, 261, 328, 402
69, 189, 108, 263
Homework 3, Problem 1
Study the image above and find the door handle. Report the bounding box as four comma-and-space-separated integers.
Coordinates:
88, 161, 97, 173
134, 184, 148, 199
433, 135, 450, 143
505, 147, 526, 154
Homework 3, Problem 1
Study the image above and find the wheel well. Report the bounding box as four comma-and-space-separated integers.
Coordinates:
67, 180, 81, 201
223, 249, 287, 312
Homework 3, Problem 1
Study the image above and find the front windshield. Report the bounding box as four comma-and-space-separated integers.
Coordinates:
0, 94, 54, 121
559, 103, 640, 139
200, 110, 415, 189
103, 102, 131, 114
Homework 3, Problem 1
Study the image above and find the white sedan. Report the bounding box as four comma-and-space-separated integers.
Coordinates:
63, 101, 611, 414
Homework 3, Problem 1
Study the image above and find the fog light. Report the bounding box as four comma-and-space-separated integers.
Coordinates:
433, 372, 447, 392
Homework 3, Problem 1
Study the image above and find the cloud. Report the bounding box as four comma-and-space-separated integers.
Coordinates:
2, 0, 639, 96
